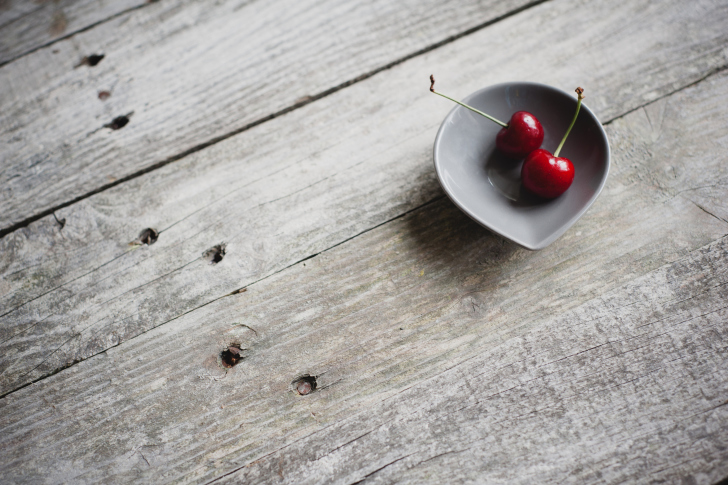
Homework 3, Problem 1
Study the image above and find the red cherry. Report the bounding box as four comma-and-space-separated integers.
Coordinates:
495, 111, 544, 158
521, 149, 574, 198
429, 75, 543, 158
521, 87, 586, 199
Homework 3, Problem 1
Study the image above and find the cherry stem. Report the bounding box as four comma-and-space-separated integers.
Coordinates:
554, 87, 585, 157
430, 75, 508, 128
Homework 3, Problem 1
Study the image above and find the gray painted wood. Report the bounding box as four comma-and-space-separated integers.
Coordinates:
0, 0, 539, 231
226, 237, 728, 485
2, 0, 728, 396
0, 0, 146, 65
1, 67, 727, 480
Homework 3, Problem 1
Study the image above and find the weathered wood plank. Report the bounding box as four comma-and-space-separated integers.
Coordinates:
0, 0, 539, 230
0, 87, 726, 481
220, 236, 728, 485
2, 0, 727, 396
0, 0, 147, 66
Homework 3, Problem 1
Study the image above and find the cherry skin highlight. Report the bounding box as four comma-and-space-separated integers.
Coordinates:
495, 111, 544, 158
521, 149, 575, 198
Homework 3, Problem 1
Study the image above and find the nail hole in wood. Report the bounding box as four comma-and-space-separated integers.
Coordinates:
221, 344, 243, 368
131, 228, 158, 246
203, 244, 226, 265
293, 375, 317, 396
105, 115, 130, 130
87, 54, 105, 66
76, 53, 104, 67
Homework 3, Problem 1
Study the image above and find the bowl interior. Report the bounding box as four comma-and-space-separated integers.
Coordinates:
433, 82, 610, 249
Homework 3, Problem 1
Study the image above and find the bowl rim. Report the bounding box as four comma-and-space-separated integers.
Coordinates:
432, 81, 611, 250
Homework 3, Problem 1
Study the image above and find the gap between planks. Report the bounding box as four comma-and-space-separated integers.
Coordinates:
0, 195, 446, 400
1, 0, 727, 399
1, 65, 727, 401
0, 0, 550, 240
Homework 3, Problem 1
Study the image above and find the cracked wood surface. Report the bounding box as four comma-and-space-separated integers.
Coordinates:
1, 71, 727, 481
0, 0, 540, 231
0, 0, 147, 65
2, 0, 728, 397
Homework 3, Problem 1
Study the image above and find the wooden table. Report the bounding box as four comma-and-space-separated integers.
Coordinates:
1, 0, 727, 483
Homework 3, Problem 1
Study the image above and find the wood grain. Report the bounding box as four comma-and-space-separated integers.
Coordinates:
2, 0, 728, 396
0, 0, 540, 231
0, 0, 147, 65
224, 237, 728, 485
1, 66, 727, 479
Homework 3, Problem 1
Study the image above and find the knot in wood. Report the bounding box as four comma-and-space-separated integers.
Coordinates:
221, 345, 243, 368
